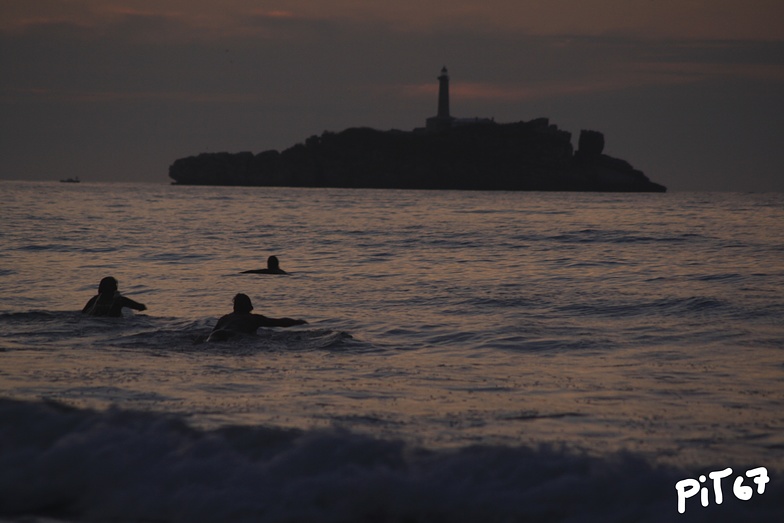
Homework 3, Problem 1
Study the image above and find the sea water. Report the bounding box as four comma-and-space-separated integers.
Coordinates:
0, 180, 782, 522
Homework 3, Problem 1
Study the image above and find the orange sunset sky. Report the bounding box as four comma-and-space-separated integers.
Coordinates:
2, 0, 783, 190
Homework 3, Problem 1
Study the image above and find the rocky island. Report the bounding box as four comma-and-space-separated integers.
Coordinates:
170, 68, 666, 193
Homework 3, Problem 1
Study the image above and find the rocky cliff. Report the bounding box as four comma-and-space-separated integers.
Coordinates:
169, 119, 666, 192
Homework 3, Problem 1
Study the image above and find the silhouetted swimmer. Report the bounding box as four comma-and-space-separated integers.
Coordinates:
82, 277, 147, 317
241, 255, 288, 275
208, 293, 306, 342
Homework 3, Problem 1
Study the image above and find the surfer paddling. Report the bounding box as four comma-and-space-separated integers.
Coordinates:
208, 293, 306, 341
241, 255, 288, 275
82, 276, 147, 317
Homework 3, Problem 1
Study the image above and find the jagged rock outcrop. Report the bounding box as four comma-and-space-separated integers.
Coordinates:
169, 120, 666, 192
577, 129, 605, 157
572, 129, 662, 191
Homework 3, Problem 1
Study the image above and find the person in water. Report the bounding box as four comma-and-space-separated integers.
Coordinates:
241, 255, 288, 275
82, 277, 147, 317
209, 293, 306, 341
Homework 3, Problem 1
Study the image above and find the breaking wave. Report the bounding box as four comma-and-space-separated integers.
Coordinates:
1, 399, 781, 523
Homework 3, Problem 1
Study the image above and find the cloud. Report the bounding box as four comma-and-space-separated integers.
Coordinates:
4, 5, 782, 104
393, 35, 784, 106
0, 87, 268, 104
3, 0, 783, 41
400, 74, 694, 106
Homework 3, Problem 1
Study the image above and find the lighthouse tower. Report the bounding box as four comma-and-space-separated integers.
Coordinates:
437, 66, 450, 119
426, 66, 455, 131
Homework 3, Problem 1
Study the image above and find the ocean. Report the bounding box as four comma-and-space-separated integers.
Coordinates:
1, 180, 782, 522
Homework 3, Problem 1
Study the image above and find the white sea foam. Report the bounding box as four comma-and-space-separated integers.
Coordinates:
1, 399, 782, 523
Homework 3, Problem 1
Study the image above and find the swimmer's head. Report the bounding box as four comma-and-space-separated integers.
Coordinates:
267, 255, 280, 270
233, 293, 253, 314
98, 277, 118, 295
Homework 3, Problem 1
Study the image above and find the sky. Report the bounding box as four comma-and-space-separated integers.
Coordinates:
1, 0, 783, 191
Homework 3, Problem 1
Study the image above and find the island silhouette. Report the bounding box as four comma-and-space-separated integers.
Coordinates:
170, 68, 666, 193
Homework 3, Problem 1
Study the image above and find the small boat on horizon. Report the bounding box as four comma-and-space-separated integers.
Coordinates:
60, 177, 80, 183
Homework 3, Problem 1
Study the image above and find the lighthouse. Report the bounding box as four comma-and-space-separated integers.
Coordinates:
426, 66, 455, 131
437, 66, 450, 119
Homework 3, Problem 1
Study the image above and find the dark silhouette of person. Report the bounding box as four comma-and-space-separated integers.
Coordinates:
82, 276, 147, 317
241, 255, 288, 275
208, 293, 306, 341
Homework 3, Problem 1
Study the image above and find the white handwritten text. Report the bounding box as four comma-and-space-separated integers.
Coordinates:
675, 467, 769, 514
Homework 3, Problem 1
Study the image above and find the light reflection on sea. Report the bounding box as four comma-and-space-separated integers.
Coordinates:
1, 181, 783, 470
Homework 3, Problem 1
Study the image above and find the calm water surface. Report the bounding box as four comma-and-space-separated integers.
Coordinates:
1, 181, 782, 522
